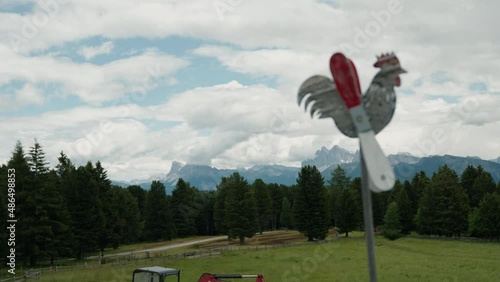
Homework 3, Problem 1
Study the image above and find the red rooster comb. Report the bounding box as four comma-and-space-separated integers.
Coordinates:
374, 52, 400, 68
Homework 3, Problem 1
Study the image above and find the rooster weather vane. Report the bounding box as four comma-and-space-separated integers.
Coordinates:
297, 52, 407, 282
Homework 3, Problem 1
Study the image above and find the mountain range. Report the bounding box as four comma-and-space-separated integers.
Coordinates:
112, 145, 500, 193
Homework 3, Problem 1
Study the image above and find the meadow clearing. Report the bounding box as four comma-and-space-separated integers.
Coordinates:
30, 231, 500, 282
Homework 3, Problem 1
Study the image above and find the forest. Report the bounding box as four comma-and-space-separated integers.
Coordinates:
1, 140, 499, 267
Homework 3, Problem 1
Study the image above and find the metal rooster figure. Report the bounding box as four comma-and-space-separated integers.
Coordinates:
297, 52, 407, 282
298, 52, 406, 138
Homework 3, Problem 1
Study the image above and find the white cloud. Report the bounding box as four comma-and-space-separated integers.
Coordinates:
1, 77, 499, 181
16, 83, 44, 104
1, 0, 500, 181
78, 41, 114, 60
0, 45, 189, 105
0, 83, 45, 110
0, 81, 339, 180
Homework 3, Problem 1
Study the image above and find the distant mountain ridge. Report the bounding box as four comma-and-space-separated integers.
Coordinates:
111, 146, 500, 192
301, 145, 357, 171
490, 157, 500, 164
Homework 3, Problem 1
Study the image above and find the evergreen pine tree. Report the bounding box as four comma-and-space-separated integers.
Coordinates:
436, 165, 469, 236
294, 166, 330, 241
171, 178, 198, 237
24, 140, 53, 266
113, 186, 143, 244
397, 187, 414, 234
417, 165, 469, 237
252, 179, 272, 234
349, 177, 363, 229
55, 151, 73, 179
7, 141, 32, 266
330, 165, 351, 188
388, 180, 403, 205
383, 202, 401, 240
460, 165, 480, 207
214, 177, 230, 236
471, 169, 496, 208
335, 184, 359, 237
402, 180, 417, 215
144, 181, 176, 241
71, 165, 104, 259
195, 190, 216, 235
268, 183, 284, 230
410, 171, 431, 213
280, 198, 293, 231
328, 166, 351, 227
127, 185, 147, 222
81, 161, 112, 252
371, 191, 386, 228
415, 183, 438, 235
221, 173, 258, 245
468, 193, 500, 240
237, 189, 259, 244
43, 170, 74, 264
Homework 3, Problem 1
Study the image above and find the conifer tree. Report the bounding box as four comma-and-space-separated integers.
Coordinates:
214, 177, 230, 236
334, 184, 359, 237
72, 165, 104, 259
383, 202, 401, 240
410, 171, 431, 212
268, 183, 284, 230
144, 181, 176, 241
417, 165, 469, 236
328, 166, 351, 227
43, 170, 74, 264
195, 190, 216, 235
252, 179, 272, 234
294, 165, 330, 241
127, 185, 147, 221
220, 173, 258, 244
55, 151, 73, 179
471, 169, 496, 208
468, 192, 500, 240
371, 191, 387, 228
280, 198, 293, 231
171, 178, 198, 237
23, 140, 53, 266
349, 177, 363, 229
460, 165, 480, 207
113, 186, 143, 244
397, 187, 414, 234
7, 142, 32, 265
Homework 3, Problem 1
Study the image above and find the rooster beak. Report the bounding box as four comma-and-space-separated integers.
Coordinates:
399, 68, 407, 74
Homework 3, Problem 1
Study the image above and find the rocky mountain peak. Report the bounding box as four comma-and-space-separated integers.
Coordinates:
302, 145, 355, 171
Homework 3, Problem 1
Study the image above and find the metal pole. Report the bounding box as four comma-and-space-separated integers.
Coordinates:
360, 148, 377, 282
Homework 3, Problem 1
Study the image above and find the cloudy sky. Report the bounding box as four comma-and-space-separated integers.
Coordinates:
1, 0, 499, 181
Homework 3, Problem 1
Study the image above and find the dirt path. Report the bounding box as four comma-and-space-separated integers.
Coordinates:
103, 236, 226, 258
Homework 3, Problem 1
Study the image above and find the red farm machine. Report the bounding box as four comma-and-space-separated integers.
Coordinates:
132, 266, 264, 282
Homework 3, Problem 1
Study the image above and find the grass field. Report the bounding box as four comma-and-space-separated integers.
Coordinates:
33, 233, 500, 282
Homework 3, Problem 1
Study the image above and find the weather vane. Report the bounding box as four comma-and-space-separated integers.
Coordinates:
298, 52, 407, 282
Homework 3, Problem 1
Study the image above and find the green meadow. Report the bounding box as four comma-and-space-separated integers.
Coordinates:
37, 236, 500, 282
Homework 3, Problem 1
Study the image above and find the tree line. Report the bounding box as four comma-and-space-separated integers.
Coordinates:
1, 140, 499, 267
327, 163, 500, 241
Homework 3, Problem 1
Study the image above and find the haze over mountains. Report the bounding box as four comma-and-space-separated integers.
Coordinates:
112, 145, 500, 192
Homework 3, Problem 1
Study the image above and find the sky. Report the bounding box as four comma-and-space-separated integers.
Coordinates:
0, 0, 499, 181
